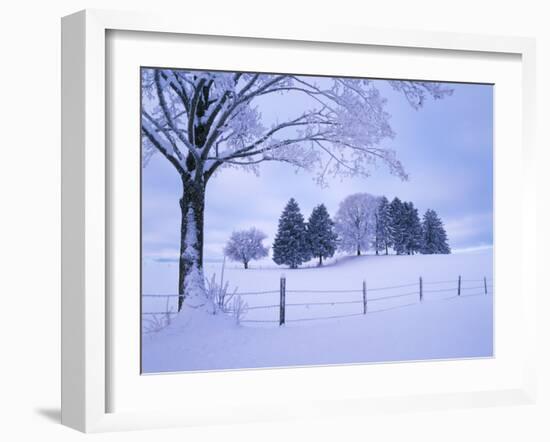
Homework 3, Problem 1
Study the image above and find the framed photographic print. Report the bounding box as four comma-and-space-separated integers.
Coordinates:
61, 9, 538, 432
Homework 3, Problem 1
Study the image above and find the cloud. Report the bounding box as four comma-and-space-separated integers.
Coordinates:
452, 244, 493, 254
445, 212, 493, 249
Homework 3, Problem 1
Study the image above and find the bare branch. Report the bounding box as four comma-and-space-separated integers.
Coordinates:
154, 70, 190, 151
142, 111, 184, 163
161, 70, 191, 113
142, 68, 450, 184
141, 122, 186, 177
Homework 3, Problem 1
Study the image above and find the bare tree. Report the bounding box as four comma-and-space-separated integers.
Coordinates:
141, 69, 452, 310
335, 193, 379, 256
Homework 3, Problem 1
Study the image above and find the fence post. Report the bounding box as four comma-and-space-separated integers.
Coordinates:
419, 276, 423, 302
362, 280, 367, 314
484, 277, 488, 295
279, 276, 286, 326
458, 275, 461, 296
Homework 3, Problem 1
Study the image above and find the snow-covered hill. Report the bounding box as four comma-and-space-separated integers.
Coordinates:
142, 248, 493, 373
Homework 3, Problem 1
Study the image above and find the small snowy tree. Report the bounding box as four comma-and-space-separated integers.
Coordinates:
307, 204, 338, 266
421, 209, 451, 254
273, 199, 310, 269
373, 196, 392, 255
335, 193, 378, 256
224, 228, 269, 269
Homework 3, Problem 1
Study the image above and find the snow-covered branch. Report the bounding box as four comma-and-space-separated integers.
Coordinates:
389, 80, 453, 109
141, 118, 186, 176
141, 68, 452, 184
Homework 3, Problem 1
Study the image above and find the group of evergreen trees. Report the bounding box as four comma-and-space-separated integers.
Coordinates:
272, 199, 338, 268
253, 195, 450, 269
374, 197, 450, 256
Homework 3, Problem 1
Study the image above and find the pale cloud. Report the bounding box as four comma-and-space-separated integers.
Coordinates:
445, 212, 493, 249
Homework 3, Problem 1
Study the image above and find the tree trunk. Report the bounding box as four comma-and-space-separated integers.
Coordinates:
385, 244, 388, 255
319, 255, 323, 266
357, 246, 361, 256
178, 178, 206, 311
244, 261, 248, 269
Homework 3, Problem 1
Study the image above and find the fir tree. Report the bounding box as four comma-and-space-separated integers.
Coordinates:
373, 196, 392, 255
401, 202, 423, 255
272, 198, 311, 269
389, 197, 406, 255
421, 209, 451, 254
307, 204, 338, 266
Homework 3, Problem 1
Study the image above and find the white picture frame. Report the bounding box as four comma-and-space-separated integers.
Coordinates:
61, 9, 538, 433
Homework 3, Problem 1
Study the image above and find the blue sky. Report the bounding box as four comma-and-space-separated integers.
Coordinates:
141, 75, 493, 262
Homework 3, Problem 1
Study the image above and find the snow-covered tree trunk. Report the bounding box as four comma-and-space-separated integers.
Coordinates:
178, 178, 206, 311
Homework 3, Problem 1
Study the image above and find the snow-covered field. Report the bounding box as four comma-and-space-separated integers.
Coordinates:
142, 248, 493, 373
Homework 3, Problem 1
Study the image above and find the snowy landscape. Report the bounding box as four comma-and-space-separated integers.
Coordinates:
142, 248, 493, 372
140, 68, 494, 373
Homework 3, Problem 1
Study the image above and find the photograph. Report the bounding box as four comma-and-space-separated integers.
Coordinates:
140, 68, 494, 374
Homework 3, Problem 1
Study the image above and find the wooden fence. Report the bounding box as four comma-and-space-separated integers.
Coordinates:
142, 275, 492, 327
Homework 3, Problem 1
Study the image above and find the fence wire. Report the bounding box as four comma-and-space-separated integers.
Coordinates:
368, 291, 419, 302
286, 313, 365, 323
367, 282, 418, 292
286, 300, 364, 308
423, 287, 457, 294
422, 279, 457, 285
234, 290, 280, 296
286, 288, 362, 294
367, 301, 419, 314
246, 304, 280, 311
